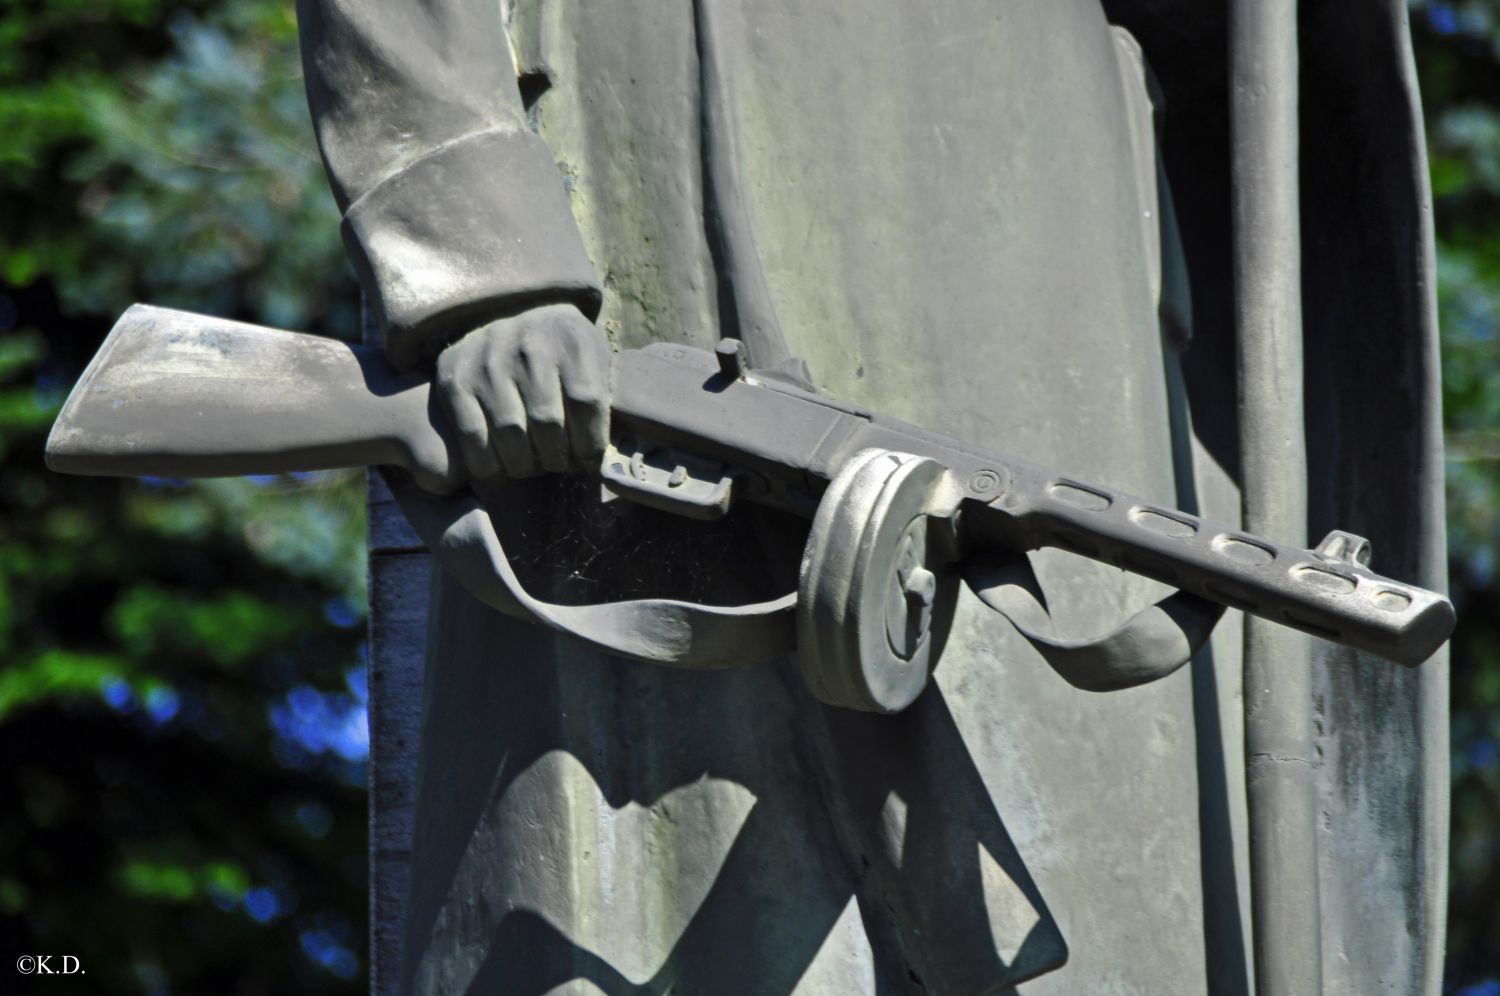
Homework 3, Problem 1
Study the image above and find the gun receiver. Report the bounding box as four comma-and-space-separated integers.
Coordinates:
48, 306, 1453, 686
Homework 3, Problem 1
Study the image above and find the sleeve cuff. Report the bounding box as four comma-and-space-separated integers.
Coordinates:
341, 127, 603, 370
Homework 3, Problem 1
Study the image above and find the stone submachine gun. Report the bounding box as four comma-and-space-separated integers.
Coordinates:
47, 306, 1454, 712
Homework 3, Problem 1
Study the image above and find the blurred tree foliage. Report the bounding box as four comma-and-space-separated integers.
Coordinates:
1, 0, 1497, 993
1411, 2, 1500, 991
0, 0, 366, 991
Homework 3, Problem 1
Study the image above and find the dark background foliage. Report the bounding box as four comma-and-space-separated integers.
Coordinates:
0, 0, 1495, 992
1414, 3, 1500, 989
1, 1, 367, 991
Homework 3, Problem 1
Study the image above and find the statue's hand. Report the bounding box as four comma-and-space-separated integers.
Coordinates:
431, 303, 610, 484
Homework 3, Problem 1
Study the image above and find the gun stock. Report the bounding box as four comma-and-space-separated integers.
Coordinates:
46, 304, 449, 485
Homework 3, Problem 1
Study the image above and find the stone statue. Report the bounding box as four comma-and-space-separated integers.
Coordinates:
46, 0, 1451, 993
298, 1, 1229, 988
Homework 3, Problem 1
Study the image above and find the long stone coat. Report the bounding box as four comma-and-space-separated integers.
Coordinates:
298, 0, 1448, 992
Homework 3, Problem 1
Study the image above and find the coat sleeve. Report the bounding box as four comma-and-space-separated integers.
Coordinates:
295, 0, 602, 369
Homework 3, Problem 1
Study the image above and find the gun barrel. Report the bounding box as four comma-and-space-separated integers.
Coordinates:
980, 469, 1453, 667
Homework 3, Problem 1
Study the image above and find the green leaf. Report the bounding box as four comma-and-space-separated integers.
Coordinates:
120, 860, 198, 902
0, 650, 130, 722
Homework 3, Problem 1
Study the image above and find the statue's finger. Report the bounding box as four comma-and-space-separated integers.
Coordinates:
564, 393, 606, 469
519, 371, 570, 474
476, 381, 538, 478
439, 386, 499, 481
560, 353, 610, 466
